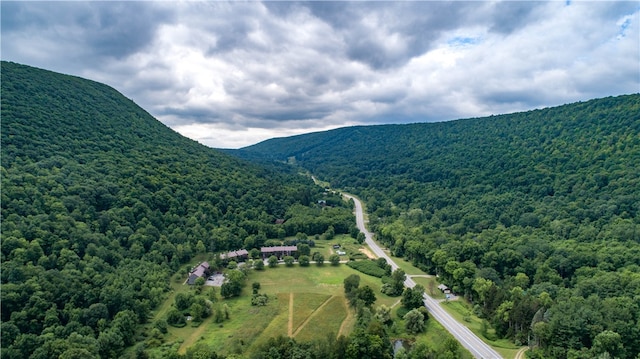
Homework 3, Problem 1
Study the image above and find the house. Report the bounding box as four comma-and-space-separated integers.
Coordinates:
187, 262, 210, 285
220, 249, 249, 261
437, 284, 451, 294
261, 245, 297, 259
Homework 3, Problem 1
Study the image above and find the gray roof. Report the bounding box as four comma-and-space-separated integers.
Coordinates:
221, 249, 249, 259
260, 246, 297, 253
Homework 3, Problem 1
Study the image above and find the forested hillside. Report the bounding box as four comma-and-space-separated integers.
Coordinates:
236, 94, 640, 358
0, 61, 354, 358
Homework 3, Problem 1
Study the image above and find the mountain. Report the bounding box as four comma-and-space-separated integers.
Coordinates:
0, 61, 354, 359
233, 94, 640, 358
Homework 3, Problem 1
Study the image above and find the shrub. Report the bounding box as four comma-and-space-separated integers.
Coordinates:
268, 255, 278, 268
299, 255, 310, 267
284, 256, 295, 267
346, 260, 387, 278
251, 293, 269, 306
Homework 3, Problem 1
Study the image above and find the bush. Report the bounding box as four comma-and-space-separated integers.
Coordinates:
268, 255, 278, 268
404, 309, 425, 334
299, 255, 310, 267
254, 260, 264, 271
346, 260, 387, 278
284, 256, 295, 267
166, 308, 186, 327
251, 293, 269, 306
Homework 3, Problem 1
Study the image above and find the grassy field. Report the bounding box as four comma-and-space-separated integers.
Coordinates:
147, 262, 401, 357
146, 250, 522, 358
440, 299, 523, 358
411, 276, 445, 300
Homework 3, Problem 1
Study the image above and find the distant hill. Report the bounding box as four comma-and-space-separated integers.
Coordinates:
233, 94, 640, 358
1, 61, 353, 359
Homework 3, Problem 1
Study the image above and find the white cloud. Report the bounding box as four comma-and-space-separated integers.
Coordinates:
2, 1, 638, 148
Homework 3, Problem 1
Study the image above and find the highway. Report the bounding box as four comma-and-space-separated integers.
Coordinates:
344, 193, 503, 359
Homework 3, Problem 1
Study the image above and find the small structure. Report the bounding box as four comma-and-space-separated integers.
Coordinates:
437, 284, 451, 294
336, 250, 346, 256
220, 249, 249, 261
187, 262, 210, 285
261, 245, 297, 259
275, 219, 286, 225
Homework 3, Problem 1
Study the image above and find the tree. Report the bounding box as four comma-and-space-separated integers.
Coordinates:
268, 255, 278, 268
252, 282, 261, 293
312, 251, 325, 264
374, 305, 392, 326
221, 269, 245, 298
194, 276, 206, 287
344, 274, 361, 294
298, 243, 311, 256
299, 255, 310, 267
382, 269, 405, 296
185, 343, 219, 359
166, 308, 186, 327
356, 286, 377, 307
175, 292, 195, 311
329, 254, 341, 266
283, 256, 295, 267
195, 240, 206, 254
404, 309, 425, 334
254, 260, 264, 271
401, 285, 425, 310
356, 232, 366, 244
592, 330, 624, 359
190, 302, 206, 322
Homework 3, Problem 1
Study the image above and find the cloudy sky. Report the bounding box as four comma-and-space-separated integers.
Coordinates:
2, 1, 638, 148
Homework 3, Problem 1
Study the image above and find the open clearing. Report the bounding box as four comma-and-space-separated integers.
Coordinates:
151, 263, 398, 357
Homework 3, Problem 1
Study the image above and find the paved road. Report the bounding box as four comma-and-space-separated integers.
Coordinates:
344, 193, 503, 359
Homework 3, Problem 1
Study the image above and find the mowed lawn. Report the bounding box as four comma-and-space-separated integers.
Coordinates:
155, 263, 397, 357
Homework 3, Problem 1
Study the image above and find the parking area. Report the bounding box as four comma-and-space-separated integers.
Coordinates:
205, 273, 225, 286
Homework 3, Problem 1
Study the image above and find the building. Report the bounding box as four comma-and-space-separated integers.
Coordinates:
261, 245, 297, 259
220, 249, 249, 261
187, 262, 210, 285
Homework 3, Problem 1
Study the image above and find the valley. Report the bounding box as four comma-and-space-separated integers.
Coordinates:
2, 61, 638, 359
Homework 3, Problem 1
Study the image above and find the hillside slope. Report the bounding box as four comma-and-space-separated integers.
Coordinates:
1, 61, 352, 359
234, 94, 640, 358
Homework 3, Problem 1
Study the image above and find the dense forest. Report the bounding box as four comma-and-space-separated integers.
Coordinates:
236, 94, 640, 358
0, 61, 356, 358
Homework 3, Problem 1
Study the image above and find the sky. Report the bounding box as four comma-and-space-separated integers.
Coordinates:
2, 1, 639, 149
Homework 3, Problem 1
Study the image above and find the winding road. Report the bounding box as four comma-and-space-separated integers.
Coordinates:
344, 193, 503, 359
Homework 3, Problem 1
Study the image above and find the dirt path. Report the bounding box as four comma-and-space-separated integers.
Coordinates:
179, 317, 211, 354
359, 247, 375, 259
390, 299, 401, 308
337, 296, 352, 338
292, 296, 334, 337
514, 346, 528, 359
288, 292, 294, 337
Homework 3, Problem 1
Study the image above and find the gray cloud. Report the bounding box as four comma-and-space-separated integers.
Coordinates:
1, 1, 638, 148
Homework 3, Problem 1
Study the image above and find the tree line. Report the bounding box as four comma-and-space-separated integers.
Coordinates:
0, 61, 355, 358
236, 94, 640, 358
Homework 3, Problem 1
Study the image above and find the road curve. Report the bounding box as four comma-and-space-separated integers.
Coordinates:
344, 193, 503, 359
